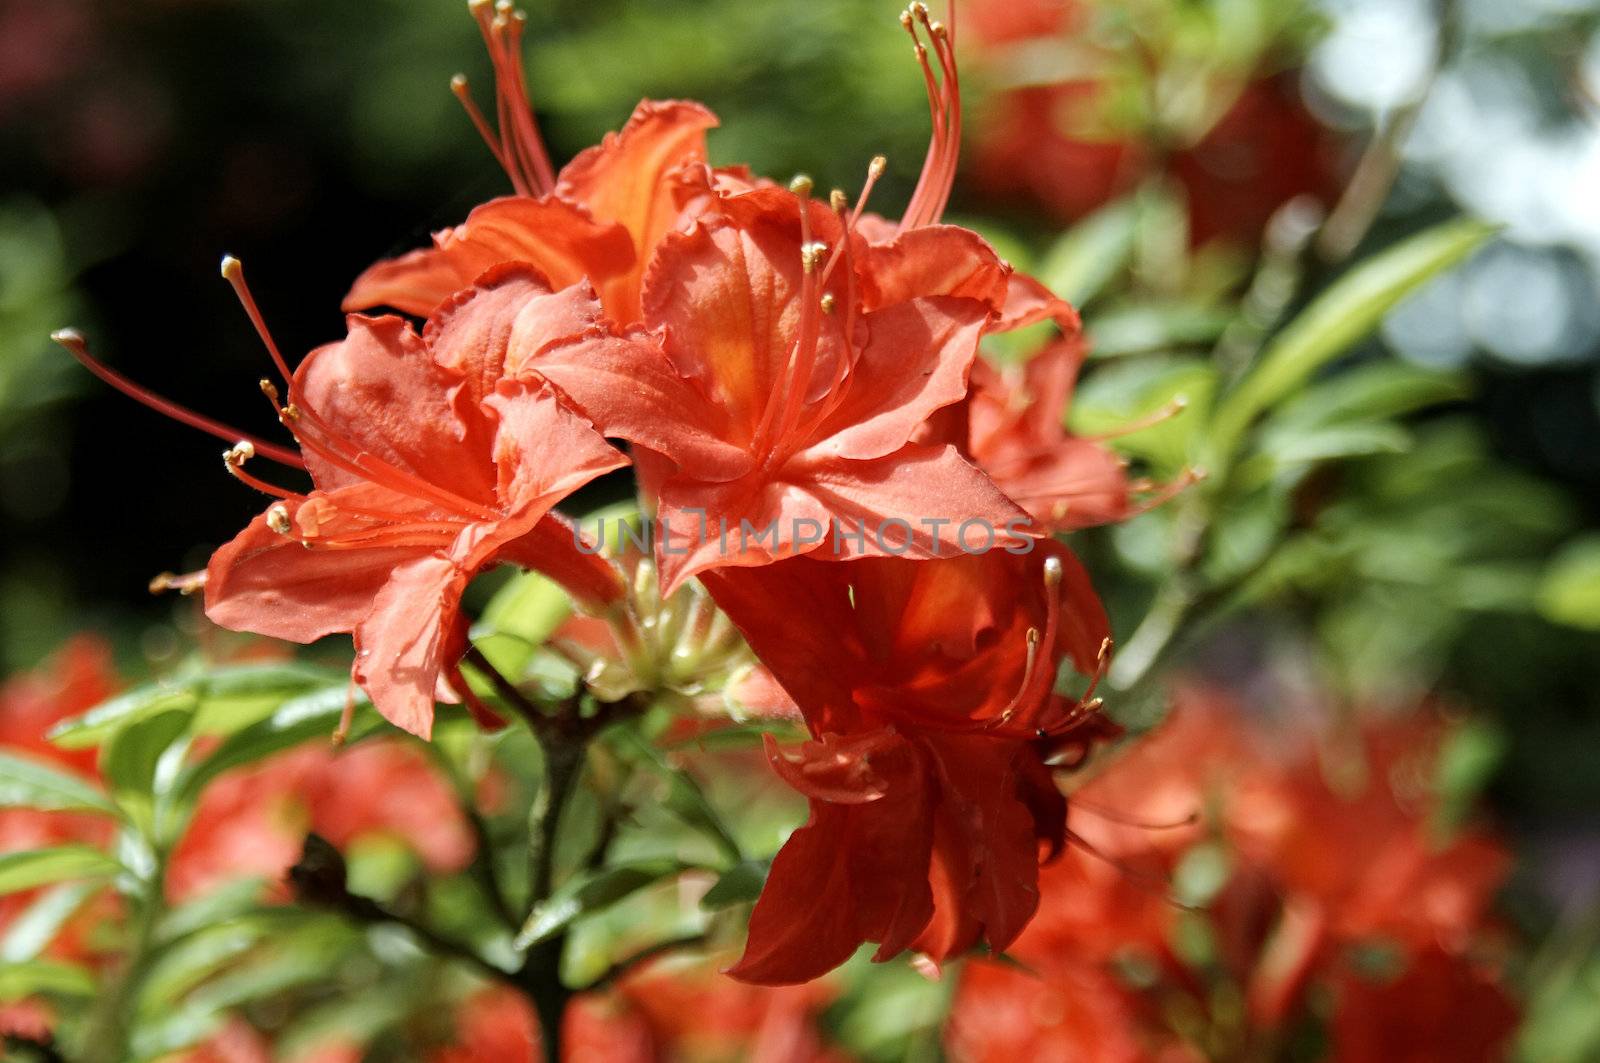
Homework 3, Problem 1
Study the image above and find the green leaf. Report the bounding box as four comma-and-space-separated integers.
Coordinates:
515, 858, 691, 950
617, 731, 743, 865
1086, 300, 1234, 357
1, 880, 102, 962
1240, 422, 1412, 488
699, 859, 768, 910
49, 662, 339, 749
101, 708, 190, 799
0, 751, 119, 816
47, 683, 194, 750
0, 845, 122, 897
172, 687, 379, 808
1269, 362, 1471, 432
473, 569, 575, 678
1038, 197, 1139, 307
0, 958, 96, 1003
1537, 536, 1600, 631
1209, 218, 1497, 468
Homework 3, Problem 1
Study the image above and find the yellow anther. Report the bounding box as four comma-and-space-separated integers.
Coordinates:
789, 174, 814, 197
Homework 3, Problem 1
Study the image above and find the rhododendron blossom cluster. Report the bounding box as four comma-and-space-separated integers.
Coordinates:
8, 1, 1535, 1060
52, 0, 1130, 989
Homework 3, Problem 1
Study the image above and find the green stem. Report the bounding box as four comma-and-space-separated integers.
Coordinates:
77, 852, 166, 1063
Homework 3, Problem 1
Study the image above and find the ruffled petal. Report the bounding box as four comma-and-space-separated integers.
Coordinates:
519, 327, 751, 482
342, 196, 635, 319
802, 296, 989, 462
295, 314, 498, 504
204, 484, 434, 645
555, 99, 719, 321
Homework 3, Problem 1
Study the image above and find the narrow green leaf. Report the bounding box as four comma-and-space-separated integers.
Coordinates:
173, 687, 378, 808
0, 845, 122, 897
1537, 536, 1600, 632
1, 880, 102, 962
50, 662, 341, 749
1037, 197, 1139, 307
0, 751, 119, 816
1209, 218, 1497, 467
101, 708, 190, 799
47, 683, 194, 750
515, 858, 691, 950
0, 958, 96, 1003
1086, 301, 1234, 357
617, 732, 743, 865
699, 859, 768, 910
1269, 362, 1471, 432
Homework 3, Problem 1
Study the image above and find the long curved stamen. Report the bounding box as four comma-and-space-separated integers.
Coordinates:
1087, 397, 1190, 442
223, 441, 300, 500
451, 74, 515, 178
1063, 826, 1195, 910
1071, 801, 1201, 831
790, 157, 885, 444
465, 0, 556, 197
924, 10, 962, 225
900, 7, 946, 230
149, 570, 206, 596
220, 256, 292, 385
1014, 555, 1064, 723
899, 3, 962, 230
52, 329, 306, 470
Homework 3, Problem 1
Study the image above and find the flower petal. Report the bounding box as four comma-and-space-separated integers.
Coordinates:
482, 377, 630, 515
295, 314, 498, 504
640, 204, 846, 446
854, 225, 1010, 311
519, 328, 751, 482
342, 196, 634, 318
352, 553, 469, 739
803, 296, 989, 462
792, 443, 1036, 559
555, 99, 719, 321
204, 487, 429, 646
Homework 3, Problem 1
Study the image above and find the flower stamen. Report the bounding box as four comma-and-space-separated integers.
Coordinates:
51, 328, 305, 470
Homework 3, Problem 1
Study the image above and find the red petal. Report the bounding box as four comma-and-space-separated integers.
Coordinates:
204, 484, 431, 645
424, 265, 603, 411
792, 443, 1036, 559
482, 377, 629, 515
342, 196, 634, 319
854, 225, 1009, 311
520, 328, 751, 482
352, 554, 469, 739
640, 205, 847, 446
802, 296, 989, 462
555, 99, 719, 322
994, 270, 1081, 334
295, 314, 497, 504
730, 732, 935, 985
